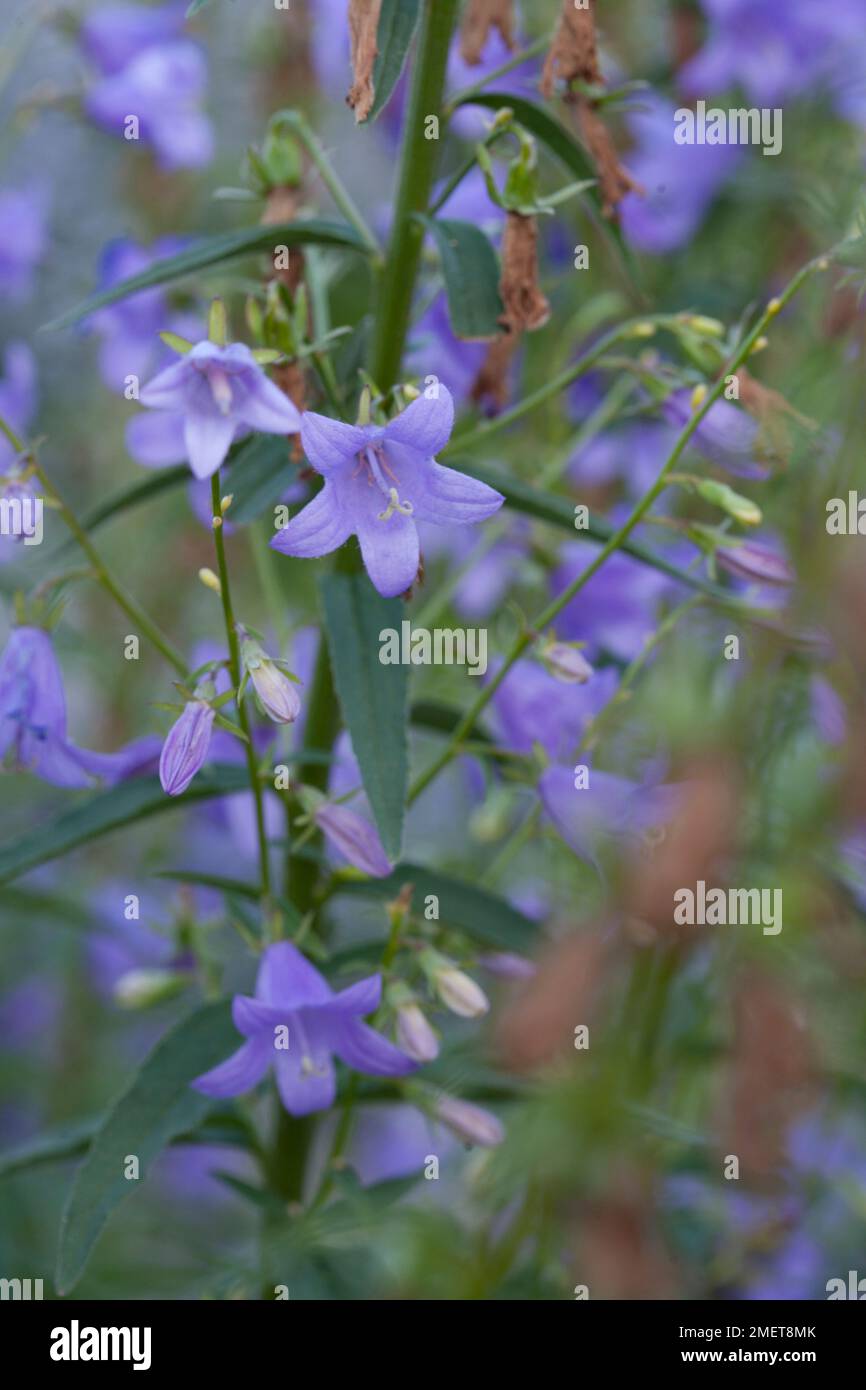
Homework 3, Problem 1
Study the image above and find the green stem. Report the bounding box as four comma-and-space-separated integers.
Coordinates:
273, 109, 382, 260
34, 461, 187, 676
368, 0, 461, 395
210, 473, 273, 908
409, 253, 828, 803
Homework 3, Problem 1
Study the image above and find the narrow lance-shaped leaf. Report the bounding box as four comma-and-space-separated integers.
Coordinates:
45, 220, 370, 331
321, 572, 409, 862
0, 765, 252, 886
367, 0, 423, 123
55, 1001, 237, 1294
333, 863, 539, 953
419, 215, 504, 340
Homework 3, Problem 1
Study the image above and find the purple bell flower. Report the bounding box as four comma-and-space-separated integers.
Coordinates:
192, 941, 416, 1116
551, 541, 674, 663
137, 341, 301, 480
0, 185, 49, 302
86, 237, 197, 394
716, 539, 795, 586
661, 388, 767, 480
159, 698, 215, 797
272, 386, 503, 598
488, 656, 619, 763
0, 626, 158, 788
79, 2, 188, 73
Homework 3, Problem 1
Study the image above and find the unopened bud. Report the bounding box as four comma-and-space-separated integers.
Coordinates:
435, 1095, 504, 1148
425, 954, 490, 1018
396, 1003, 439, 1063
695, 479, 762, 527
198, 567, 222, 594
241, 636, 301, 725
542, 640, 594, 684
114, 967, 189, 1010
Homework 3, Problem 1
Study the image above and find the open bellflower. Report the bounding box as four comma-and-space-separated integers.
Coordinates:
138, 341, 301, 480
271, 386, 504, 598
192, 941, 416, 1116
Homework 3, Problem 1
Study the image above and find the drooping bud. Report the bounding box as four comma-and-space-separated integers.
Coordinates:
716, 541, 794, 586
159, 696, 215, 797
306, 794, 392, 878
435, 1095, 504, 1148
460, 0, 515, 66
542, 640, 594, 683
114, 967, 190, 1010
478, 951, 537, 980
347, 0, 383, 124
694, 479, 762, 527
423, 951, 490, 1018
240, 634, 301, 725
396, 1002, 440, 1063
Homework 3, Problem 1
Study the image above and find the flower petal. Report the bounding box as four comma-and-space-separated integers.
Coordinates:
192, 1037, 271, 1098
332, 974, 382, 1016
139, 357, 192, 409
273, 1046, 336, 1116
355, 507, 419, 598
126, 410, 187, 468
238, 375, 302, 435
300, 411, 369, 477
333, 1019, 417, 1077
183, 412, 237, 479
384, 386, 454, 456
255, 941, 332, 1008
270, 483, 353, 559
404, 458, 504, 526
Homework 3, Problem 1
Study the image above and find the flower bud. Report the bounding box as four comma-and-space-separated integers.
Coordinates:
435, 1096, 504, 1148
716, 541, 794, 586
542, 640, 594, 684
396, 1003, 439, 1063
695, 479, 762, 527
478, 951, 537, 980
241, 636, 301, 724
159, 698, 215, 797
114, 967, 189, 1010
310, 797, 392, 878
425, 953, 490, 1018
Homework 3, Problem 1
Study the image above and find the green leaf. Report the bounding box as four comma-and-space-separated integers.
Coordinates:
224, 433, 296, 523
333, 863, 538, 953
56, 1000, 238, 1293
45, 220, 370, 331
0, 1116, 100, 1181
367, 0, 422, 123
0, 764, 251, 886
454, 92, 639, 279
321, 572, 409, 861
418, 216, 503, 340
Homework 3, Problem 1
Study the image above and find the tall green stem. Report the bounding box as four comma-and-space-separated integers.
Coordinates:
368, 0, 460, 394
210, 473, 273, 907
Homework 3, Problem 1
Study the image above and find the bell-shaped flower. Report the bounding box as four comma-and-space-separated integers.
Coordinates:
0, 626, 159, 788
159, 696, 215, 797
271, 386, 504, 598
138, 341, 301, 480
192, 941, 416, 1116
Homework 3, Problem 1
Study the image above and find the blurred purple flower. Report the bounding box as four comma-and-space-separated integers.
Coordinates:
273, 386, 503, 598
0, 626, 159, 788
138, 341, 301, 480
0, 185, 49, 302
619, 93, 741, 253
193, 941, 415, 1116
716, 539, 794, 586
681, 0, 866, 113
661, 388, 767, 479
82, 6, 214, 172
435, 1095, 504, 1147
539, 765, 680, 867
811, 675, 846, 745
551, 541, 674, 662
159, 698, 215, 796
0, 344, 37, 470
489, 656, 619, 762
86, 237, 198, 394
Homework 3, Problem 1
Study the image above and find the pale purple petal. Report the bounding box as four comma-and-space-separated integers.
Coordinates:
270, 484, 353, 559
255, 941, 332, 1008
383, 385, 454, 455
355, 506, 419, 598
183, 413, 236, 479
332, 974, 382, 1015
333, 1018, 417, 1077
237, 375, 302, 435
402, 457, 504, 526
300, 411, 369, 476
274, 1043, 336, 1115
159, 700, 215, 796
125, 410, 187, 467
192, 1037, 271, 1098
